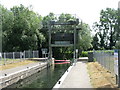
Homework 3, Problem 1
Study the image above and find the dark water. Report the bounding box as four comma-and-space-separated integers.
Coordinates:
6, 64, 70, 89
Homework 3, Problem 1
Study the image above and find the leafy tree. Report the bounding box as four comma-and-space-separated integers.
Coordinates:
1, 5, 14, 52
78, 23, 93, 51
93, 8, 118, 50
92, 33, 99, 50
2, 4, 45, 52
116, 7, 120, 49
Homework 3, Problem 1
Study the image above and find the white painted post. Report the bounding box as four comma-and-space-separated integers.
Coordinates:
20, 52, 22, 61
13, 52, 15, 63
13, 52, 15, 59
24, 51, 25, 60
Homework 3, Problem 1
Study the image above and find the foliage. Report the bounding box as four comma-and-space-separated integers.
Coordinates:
78, 23, 93, 51
92, 8, 118, 50
80, 51, 88, 57
115, 41, 120, 49
1, 4, 93, 59
2, 4, 45, 52
92, 33, 99, 50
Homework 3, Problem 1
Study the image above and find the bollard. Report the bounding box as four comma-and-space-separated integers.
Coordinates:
58, 81, 61, 84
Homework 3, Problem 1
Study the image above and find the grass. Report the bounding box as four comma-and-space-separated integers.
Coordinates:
87, 62, 117, 88
0, 60, 38, 71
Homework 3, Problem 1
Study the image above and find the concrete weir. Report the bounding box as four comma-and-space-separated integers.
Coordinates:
0, 58, 54, 89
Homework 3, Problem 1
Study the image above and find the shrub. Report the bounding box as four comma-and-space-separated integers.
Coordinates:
81, 51, 88, 57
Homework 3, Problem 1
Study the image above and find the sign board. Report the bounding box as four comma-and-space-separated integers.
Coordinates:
51, 33, 74, 44
114, 49, 118, 75
41, 48, 47, 54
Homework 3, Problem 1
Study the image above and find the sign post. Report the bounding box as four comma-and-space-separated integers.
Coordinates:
41, 48, 48, 58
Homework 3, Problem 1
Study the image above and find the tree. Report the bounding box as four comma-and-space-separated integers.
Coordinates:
92, 33, 99, 50
1, 4, 14, 52
93, 8, 118, 49
2, 4, 45, 52
116, 7, 120, 49
78, 23, 93, 51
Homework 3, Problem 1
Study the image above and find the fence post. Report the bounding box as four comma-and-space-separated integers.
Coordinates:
33, 51, 34, 58
13, 52, 15, 60
29, 50, 30, 58
118, 50, 120, 87
20, 52, 22, 61
13, 52, 15, 63
23, 51, 25, 60
37, 51, 39, 58
4, 52, 6, 65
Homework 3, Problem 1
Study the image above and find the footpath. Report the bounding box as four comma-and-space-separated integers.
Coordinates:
0, 62, 42, 77
53, 61, 93, 88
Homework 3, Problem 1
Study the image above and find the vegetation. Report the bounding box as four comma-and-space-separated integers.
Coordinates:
92, 8, 120, 50
1, 4, 119, 59
2, 4, 45, 52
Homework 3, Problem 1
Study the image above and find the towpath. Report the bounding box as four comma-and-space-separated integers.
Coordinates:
54, 61, 93, 88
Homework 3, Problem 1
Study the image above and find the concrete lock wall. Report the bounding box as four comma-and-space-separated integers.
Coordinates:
0, 60, 54, 89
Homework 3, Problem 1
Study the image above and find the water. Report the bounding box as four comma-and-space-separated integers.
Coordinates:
6, 64, 70, 89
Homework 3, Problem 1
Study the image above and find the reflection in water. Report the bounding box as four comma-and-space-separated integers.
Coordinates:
7, 64, 70, 89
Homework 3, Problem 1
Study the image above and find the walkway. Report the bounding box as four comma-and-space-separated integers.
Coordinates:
54, 61, 93, 88
0, 62, 45, 77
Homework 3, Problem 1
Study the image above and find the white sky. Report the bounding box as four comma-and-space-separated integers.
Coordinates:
0, 0, 119, 29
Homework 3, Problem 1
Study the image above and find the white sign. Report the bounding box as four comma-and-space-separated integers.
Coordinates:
114, 50, 118, 75
41, 48, 47, 54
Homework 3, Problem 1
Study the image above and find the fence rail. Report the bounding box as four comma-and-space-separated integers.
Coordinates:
93, 50, 115, 74
93, 50, 120, 87
0, 50, 39, 65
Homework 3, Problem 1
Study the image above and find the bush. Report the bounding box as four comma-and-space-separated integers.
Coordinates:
81, 51, 88, 57
80, 50, 114, 57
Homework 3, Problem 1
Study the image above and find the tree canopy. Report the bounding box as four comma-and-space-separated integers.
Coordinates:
92, 8, 119, 50
1, 4, 45, 52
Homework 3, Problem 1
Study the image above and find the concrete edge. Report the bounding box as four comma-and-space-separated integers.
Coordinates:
0, 62, 46, 79
53, 63, 75, 89
0, 62, 48, 88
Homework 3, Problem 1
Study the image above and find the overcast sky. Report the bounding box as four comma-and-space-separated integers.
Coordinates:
0, 0, 119, 28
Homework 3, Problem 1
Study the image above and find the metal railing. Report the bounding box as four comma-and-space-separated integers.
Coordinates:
0, 50, 39, 65
93, 50, 114, 74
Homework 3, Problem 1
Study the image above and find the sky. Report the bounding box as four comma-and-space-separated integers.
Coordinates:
0, 0, 120, 29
